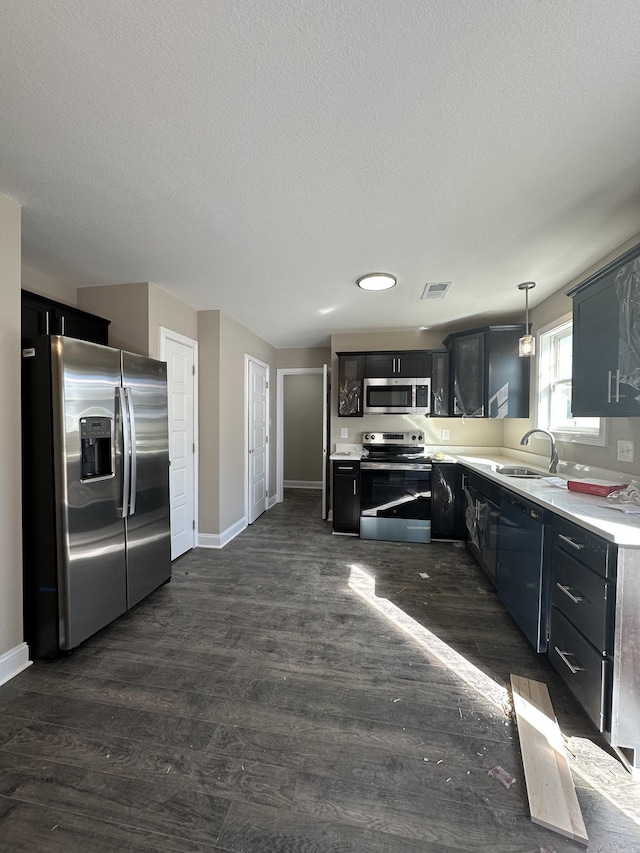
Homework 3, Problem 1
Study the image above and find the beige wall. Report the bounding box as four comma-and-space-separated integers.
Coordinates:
0, 195, 24, 661
22, 264, 77, 306
503, 232, 640, 477
148, 284, 198, 359
330, 329, 504, 450
218, 312, 276, 531
197, 310, 276, 535
284, 373, 323, 482
77, 282, 149, 355
277, 347, 330, 369
78, 282, 198, 359
197, 310, 221, 533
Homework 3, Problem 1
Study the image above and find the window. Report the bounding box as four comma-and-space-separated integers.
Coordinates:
537, 314, 606, 445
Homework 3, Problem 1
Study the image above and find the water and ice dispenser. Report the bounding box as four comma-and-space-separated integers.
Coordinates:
80, 417, 113, 480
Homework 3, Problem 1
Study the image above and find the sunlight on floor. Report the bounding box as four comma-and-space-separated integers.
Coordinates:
347, 564, 509, 713
565, 736, 640, 828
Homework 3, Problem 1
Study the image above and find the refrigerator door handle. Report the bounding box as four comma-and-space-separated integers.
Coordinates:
125, 387, 137, 516
118, 386, 131, 518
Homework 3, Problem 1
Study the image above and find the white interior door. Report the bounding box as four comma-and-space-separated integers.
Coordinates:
248, 358, 268, 523
162, 330, 197, 559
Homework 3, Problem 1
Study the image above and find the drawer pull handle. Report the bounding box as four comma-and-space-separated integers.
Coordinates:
556, 583, 583, 604
337, 466, 352, 470
558, 533, 584, 551
554, 646, 585, 675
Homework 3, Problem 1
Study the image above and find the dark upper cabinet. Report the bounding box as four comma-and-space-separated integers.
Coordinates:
430, 350, 450, 416
337, 353, 363, 417
568, 241, 640, 417
364, 350, 430, 378
21, 290, 110, 346
443, 326, 529, 418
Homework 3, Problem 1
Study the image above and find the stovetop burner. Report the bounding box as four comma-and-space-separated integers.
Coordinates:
362, 431, 427, 463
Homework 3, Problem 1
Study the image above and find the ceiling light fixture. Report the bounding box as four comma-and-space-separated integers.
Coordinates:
517, 281, 536, 357
357, 273, 397, 291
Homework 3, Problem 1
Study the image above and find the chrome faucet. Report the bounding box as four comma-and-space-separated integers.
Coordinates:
520, 429, 559, 474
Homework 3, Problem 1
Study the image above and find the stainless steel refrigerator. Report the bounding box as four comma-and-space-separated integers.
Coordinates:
22, 335, 171, 658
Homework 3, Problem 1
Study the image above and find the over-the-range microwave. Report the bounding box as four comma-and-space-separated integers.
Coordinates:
363, 377, 431, 415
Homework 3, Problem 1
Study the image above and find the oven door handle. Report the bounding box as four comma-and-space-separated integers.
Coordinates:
361, 462, 432, 471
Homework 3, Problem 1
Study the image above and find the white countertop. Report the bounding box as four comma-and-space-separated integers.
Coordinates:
457, 454, 640, 547
330, 444, 640, 547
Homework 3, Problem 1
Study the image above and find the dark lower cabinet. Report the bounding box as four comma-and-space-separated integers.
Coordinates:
431, 462, 464, 539
548, 516, 616, 733
22, 290, 110, 345
332, 460, 360, 534
462, 468, 500, 585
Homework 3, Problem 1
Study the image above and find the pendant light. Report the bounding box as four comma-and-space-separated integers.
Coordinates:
517, 281, 536, 357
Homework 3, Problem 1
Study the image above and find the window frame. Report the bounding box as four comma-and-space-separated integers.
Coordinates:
536, 313, 607, 446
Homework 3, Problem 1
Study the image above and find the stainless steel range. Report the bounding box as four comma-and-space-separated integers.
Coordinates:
359, 432, 431, 543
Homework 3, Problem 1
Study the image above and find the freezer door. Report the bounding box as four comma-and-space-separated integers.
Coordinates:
121, 351, 171, 607
54, 337, 128, 650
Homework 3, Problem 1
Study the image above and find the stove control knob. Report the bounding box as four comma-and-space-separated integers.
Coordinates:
369, 434, 376, 440
412, 434, 417, 440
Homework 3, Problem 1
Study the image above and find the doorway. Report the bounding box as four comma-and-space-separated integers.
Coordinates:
276, 366, 330, 518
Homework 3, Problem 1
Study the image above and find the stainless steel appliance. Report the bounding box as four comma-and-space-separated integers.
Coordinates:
22, 335, 171, 658
363, 377, 431, 415
359, 432, 431, 543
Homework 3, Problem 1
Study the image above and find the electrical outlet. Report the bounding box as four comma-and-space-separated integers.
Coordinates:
617, 439, 635, 463
441, 429, 450, 440
340, 428, 348, 439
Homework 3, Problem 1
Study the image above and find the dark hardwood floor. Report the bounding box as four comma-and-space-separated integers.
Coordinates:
1, 489, 639, 851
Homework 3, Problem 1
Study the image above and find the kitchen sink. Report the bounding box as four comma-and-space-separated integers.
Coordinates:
495, 465, 545, 478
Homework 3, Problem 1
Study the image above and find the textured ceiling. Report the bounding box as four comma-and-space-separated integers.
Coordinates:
2, 0, 640, 347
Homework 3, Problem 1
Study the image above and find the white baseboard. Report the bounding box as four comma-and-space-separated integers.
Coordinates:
284, 480, 322, 490
267, 494, 278, 509
0, 642, 32, 686
198, 516, 247, 549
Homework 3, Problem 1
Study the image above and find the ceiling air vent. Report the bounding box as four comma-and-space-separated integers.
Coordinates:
421, 281, 452, 300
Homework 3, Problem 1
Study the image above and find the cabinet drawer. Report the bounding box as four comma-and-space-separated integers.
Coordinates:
549, 607, 611, 732
464, 469, 501, 505
551, 549, 613, 654
333, 461, 360, 475
552, 516, 614, 579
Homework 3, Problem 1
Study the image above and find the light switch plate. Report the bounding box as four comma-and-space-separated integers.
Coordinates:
441, 429, 450, 440
340, 428, 348, 439
617, 439, 635, 463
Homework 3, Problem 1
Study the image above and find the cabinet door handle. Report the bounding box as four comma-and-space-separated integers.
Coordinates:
353, 481, 357, 496
61, 315, 65, 335
397, 357, 401, 373
45, 310, 50, 335
607, 370, 612, 403
558, 533, 584, 551
556, 583, 583, 604
615, 368, 620, 403
554, 646, 585, 674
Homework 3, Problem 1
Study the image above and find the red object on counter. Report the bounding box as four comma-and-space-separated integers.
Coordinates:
567, 479, 629, 497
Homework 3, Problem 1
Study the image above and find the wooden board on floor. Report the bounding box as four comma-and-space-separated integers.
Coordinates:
510, 674, 588, 846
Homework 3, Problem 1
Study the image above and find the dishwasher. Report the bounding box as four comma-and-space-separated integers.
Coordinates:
497, 491, 550, 652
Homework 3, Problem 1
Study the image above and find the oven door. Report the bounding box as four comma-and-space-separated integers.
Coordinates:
363, 377, 415, 414
360, 462, 431, 543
